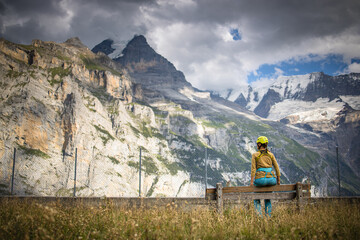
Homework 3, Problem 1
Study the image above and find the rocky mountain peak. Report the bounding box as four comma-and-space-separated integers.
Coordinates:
104, 35, 190, 90
91, 39, 115, 55
309, 71, 324, 80
127, 35, 149, 48
304, 72, 360, 101
64, 37, 88, 49
114, 35, 159, 65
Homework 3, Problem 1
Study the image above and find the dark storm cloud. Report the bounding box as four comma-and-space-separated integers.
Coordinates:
66, 0, 156, 47
0, 0, 71, 43
2, 18, 48, 43
0, 0, 359, 90
0, 1, 5, 14
1, 0, 64, 15
0, 0, 156, 45
146, 0, 360, 46
1, 0, 359, 47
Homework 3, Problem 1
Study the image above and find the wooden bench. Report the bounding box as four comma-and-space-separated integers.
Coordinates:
206, 182, 311, 214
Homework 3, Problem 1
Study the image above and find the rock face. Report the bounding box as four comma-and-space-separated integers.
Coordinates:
0, 35, 358, 198
234, 93, 247, 107
303, 73, 360, 101
254, 89, 281, 118
92, 39, 115, 56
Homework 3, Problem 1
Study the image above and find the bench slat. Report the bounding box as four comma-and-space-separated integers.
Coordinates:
206, 189, 216, 194
206, 183, 310, 195
206, 192, 310, 201
224, 192, 297, 200
223, 184, 296, 193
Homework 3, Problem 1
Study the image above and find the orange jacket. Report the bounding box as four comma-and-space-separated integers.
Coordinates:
251, 150, 281, 179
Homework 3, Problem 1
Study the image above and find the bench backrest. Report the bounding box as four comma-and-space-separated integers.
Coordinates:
206, 183, 311, 201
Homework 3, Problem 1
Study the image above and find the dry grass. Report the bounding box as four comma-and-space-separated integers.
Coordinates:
0, 200, 359, 239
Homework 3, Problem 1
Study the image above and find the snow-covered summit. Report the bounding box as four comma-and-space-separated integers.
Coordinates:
270, 73, 318, 98
229, 72, 360, 114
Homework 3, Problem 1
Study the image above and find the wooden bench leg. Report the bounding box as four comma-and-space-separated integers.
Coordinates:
216, 183, 223, 214
296, 182, 303, 213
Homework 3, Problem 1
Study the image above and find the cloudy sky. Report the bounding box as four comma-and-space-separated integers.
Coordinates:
1, 0, 360, 91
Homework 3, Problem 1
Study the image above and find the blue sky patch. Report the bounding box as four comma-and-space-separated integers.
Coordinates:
351, 58, 360, 64
230, 28, 241, 41
247, 54, 352, 83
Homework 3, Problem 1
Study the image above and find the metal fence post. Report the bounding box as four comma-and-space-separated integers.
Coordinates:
10, 148, 16, 195
139, 147, 142, 197
73, 148, 77, 197
205, 147, 208, 191
336, 146, 341, 196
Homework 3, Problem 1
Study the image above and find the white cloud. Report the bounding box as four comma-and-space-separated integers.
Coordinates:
187, 56, 248, 90
274, 67, 284, 77
157, 0, 196, 8
250, 77, 276, 90
218, 25, 235, 42
347, 63, 360, 73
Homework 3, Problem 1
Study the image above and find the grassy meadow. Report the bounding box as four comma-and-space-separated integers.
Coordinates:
0, 199, 359, 239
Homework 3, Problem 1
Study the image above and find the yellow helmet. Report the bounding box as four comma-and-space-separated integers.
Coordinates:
256, 136, 268, 144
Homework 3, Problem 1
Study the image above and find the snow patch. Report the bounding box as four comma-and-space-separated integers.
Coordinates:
286, 124, 322, 138
339, 95, 360, 110
270, 74, 314, 98
179, 87, 210, 102
228, 89, 243, 102
108, 40, 127, 59
267, 98, 345, 122
214, 88, 244, 102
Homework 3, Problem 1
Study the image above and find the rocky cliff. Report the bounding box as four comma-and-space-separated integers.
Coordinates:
0, 36, 357, 197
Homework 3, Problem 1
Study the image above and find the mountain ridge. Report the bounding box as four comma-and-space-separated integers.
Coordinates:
0, 35, 358, 197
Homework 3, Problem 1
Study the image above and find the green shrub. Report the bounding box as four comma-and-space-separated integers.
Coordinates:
47, 67, 72, 86
93, 125, 115, 145
80, 55, 121, 76
108, 156, 120, 165
6, 70, 25, 79
146, 176, 159, 197
18, 145, 50, 159
142, 156, 158, 175
156, 154, 183, 175
127, 160, 139, 170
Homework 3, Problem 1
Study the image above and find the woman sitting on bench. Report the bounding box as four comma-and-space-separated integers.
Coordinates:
250, 136, 281, 217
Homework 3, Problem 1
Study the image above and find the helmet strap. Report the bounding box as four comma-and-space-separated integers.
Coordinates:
257, 143, 267, 150
257, 143, 262, 149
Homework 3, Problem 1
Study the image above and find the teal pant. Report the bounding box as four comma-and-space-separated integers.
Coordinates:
254, 168, 276, 216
